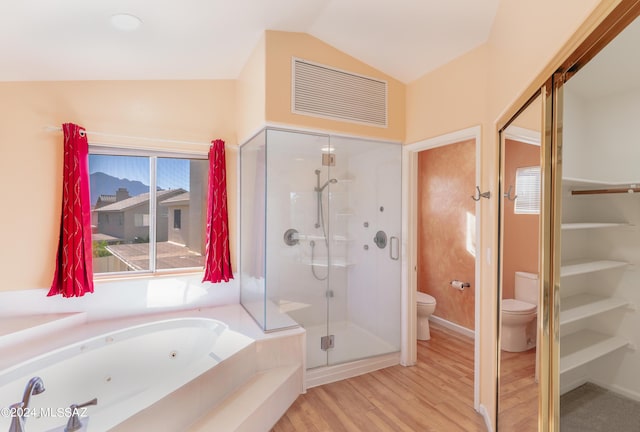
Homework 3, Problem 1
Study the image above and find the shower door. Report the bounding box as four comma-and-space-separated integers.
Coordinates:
325, 136, 402, 367
241, 128, 401, 369
262, 129, 334, 368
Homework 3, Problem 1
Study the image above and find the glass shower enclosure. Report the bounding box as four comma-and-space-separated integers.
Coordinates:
240, 128, 401, 369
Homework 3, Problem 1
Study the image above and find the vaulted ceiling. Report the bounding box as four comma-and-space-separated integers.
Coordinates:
0, 0, 500, 83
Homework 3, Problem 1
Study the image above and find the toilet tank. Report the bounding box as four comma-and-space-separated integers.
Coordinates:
514, 271, 539, 305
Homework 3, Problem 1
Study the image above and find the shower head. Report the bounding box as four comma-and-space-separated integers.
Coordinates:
318, 178, 338, 192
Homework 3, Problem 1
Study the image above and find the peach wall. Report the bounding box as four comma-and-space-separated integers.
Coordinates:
502, 139, 540, 300
0, 80, 237, 292
417, 139, 476, 330
264, 30, 405, 142
406, 45, 489, 144
404, 0, 615, 425
236, 35, 266, 144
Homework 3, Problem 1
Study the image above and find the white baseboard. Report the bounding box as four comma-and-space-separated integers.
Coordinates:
429, 315, 475, 339
590, 378, 640, 402
305, 352, 400, 388
478, 404, 494, 432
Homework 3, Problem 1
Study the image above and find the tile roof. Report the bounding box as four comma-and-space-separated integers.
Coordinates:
161, 192, 190, 205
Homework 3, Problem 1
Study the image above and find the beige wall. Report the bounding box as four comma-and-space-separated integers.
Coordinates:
236, 35, 266, 144
406, 44, 489, 144
0, 80, 237, 291
264, 30, 405, 142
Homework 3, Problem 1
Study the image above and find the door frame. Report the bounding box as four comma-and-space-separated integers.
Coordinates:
401, 125, 481, 410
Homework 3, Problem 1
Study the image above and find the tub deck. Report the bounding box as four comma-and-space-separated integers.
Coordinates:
0, 305, 305, 432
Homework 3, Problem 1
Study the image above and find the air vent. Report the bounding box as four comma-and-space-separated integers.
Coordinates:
292, 58, 388, 127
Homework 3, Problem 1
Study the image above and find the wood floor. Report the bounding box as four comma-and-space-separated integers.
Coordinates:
498, 347, 538, 432
273, 323, 539, 431
272, 324, 485, 432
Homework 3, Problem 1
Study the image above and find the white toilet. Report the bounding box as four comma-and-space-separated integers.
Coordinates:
416, 291, 437, 340
501, 271, 538, 352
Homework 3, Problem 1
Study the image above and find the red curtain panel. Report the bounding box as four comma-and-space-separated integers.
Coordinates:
202, 139, 233, 283
48, 123, 94, 297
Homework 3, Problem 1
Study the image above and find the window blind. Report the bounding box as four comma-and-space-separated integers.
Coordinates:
515, 166, 541, 214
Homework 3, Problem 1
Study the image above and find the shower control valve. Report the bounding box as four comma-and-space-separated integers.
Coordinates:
373, 230, 387, 249
283, 228, 300, 246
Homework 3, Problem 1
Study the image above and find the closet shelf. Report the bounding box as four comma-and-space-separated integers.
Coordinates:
561, 222, 632, 230
563, 177, 618, 187
294, 234, 351, 243
561, 260, 628, 277
560, 329, 630, 375
560, 294, 630, 326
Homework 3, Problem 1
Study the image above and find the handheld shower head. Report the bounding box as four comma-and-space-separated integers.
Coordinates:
318, 178, 338, 192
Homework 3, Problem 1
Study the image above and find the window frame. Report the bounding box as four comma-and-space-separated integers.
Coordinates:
89, 145, 208, 279
173, 209, 182, 230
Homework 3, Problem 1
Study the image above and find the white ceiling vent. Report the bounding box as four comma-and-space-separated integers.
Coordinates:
292, 58, 388, 127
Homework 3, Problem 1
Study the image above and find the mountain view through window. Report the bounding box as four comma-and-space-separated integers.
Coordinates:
89, 154, 208, 274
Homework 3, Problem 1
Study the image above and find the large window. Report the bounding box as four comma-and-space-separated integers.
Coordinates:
89, 150, 208, 275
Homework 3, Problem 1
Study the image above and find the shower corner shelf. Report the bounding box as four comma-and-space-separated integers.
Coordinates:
560, 329, 631, 375
301, 258, 354, 268
560, 294, 630, 326
560, 259, 628, 278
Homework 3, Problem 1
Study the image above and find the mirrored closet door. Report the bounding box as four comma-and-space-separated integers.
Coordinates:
497, 94, 543, 432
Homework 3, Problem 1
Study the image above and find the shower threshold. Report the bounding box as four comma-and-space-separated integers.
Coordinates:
303, 320, 399, 387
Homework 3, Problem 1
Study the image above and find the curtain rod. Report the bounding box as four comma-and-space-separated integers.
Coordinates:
43, 126, 237, 151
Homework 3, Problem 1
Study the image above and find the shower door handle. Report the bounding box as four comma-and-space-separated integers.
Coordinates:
390, 236, 399, 260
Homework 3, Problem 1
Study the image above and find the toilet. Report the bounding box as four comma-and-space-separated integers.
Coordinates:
501, 271, 538, 352
416, 291, 437, 340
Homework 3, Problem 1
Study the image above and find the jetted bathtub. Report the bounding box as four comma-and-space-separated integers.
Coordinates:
0, 317, 254, 432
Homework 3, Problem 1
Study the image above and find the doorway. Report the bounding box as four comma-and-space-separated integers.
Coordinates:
402, 126, 481, 410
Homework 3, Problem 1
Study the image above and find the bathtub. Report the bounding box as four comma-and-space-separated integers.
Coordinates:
0, 317, 254, 432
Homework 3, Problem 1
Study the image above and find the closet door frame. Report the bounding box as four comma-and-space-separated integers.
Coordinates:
495, 2, 640, 431
545, 3, 640, 431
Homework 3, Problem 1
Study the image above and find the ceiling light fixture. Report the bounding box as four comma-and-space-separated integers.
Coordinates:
110, 13, 142, 32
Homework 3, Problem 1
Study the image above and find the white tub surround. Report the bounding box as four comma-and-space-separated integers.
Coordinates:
0, 274, 239, 322
0, 305, 304, 432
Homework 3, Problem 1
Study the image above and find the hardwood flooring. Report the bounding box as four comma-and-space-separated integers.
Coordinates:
498, 347, 538, 432
272, 324, 486, 432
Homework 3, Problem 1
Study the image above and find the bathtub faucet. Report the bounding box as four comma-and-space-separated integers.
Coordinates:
64, 397, 97, 432
8, 376, 45, 432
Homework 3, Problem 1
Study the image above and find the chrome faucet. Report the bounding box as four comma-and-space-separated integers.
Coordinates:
8, 376, 45, 432
64, 398, 97, 432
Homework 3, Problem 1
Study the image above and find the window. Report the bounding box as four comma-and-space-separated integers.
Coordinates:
89, 150, 208, 275
134, 213, 150, 227
515, 166, 541, 214
174, 209, 182, 229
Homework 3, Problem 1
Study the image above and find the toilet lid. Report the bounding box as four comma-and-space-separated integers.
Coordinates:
502, 299, 535, 314
416, 292, 436, 305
